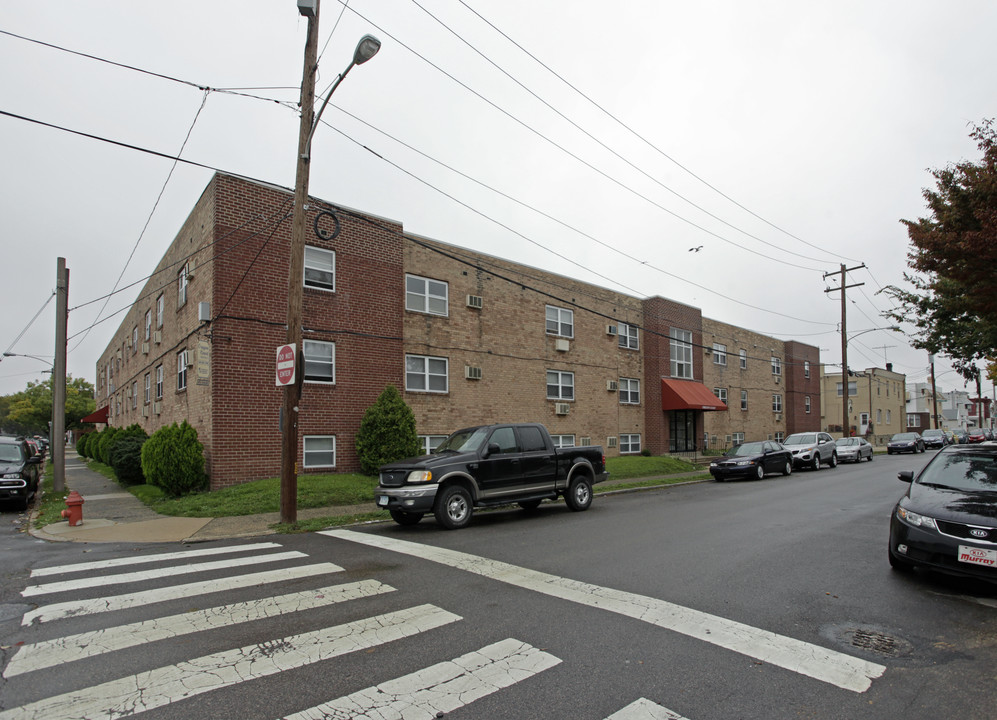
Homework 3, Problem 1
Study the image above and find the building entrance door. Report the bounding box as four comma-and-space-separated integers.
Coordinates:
669, 410, 696, 452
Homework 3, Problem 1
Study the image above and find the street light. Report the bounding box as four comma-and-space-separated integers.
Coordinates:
281, 0, 380, 524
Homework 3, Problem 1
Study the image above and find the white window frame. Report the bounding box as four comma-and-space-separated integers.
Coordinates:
419, 435, 448, 454
178, 263, 189, 308
546, 370, 574, 400
670, 328, 693, 379
303, 339, 336, 384
620, 433, 641, 454
550, 434, 575, 448
144, 310, 152, 341
156, 294, 164, 328
804, 361, 811, 378
303, 435, 336, 468
886, 410, 892, 424
177, 349, 188, 391
805, 395, 812, 414
131, 381, 138, 410
406, 354, 449, 393
405, 274, 448, 316
155, 365, 164, 399
772, 394, 783, 412
775, 431, 785, 442
741, 390, 748, 411
144, 373, 151, 404
740, 349, 747, 369
771, 356, 782, 376
713, 343, 727, 366
836, 381, 858, 397
303, 245, 336, 291
732, 432, 745, 445
618, 323, 639, 350
132, 326, 138, 354
714, 387, 728, 404
619, 378, 640, 405
545, 305, 574, 338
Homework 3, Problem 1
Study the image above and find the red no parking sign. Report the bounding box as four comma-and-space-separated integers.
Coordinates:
275, 343, 296, 386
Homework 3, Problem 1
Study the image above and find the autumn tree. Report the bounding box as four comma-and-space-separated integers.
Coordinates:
885, 119, 997, 380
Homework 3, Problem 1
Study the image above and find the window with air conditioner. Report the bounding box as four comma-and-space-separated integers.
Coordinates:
545, 305, 573, 338
619, 378, 640, 404
405, 274, 448, 315
546, 370, 574, 401
406, 355, 448, 393
618, 323, 639, 350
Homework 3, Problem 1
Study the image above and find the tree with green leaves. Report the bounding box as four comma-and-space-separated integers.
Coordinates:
885, 119, 997, 380
0, 375, 96, 436
354, 385, 422, 475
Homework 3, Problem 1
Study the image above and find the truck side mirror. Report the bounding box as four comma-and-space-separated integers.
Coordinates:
484, 442, 501, 458
898, 470, 914, 483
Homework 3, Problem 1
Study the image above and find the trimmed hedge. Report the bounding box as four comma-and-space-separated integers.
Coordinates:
140, 421, 207, 497
354, 385, 422, 476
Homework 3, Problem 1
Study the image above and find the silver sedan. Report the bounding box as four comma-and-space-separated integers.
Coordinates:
834, 437, 874, 462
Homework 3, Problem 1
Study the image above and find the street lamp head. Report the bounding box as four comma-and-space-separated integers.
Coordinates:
353, 34, 381, 66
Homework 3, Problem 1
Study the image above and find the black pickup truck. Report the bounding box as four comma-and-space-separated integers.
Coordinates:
375, 423, 608, 530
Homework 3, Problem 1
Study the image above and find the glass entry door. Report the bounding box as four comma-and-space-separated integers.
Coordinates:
669, 410, 696, 452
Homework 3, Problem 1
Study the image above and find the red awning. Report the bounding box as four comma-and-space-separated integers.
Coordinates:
661, 379, 728, 411
80, 405, 109, 424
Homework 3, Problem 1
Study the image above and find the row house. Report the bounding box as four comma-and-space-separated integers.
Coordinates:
820, 364, 906, 443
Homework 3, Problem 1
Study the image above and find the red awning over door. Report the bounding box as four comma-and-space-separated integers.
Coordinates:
80, 405, 109, 424
661, 379, 728, 411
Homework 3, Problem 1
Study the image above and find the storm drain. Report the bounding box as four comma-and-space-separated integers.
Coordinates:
823, 623, 913, 659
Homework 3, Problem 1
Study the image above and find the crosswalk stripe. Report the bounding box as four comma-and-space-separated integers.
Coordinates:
4, 579, 394, 679
30, 542, 284, 577
280, 638, 560, 720
321, 530, 886, 694
606, 698, 690, 720
0, 604, 460, 720
22, 562, 343, 626
21, 550, 307, 596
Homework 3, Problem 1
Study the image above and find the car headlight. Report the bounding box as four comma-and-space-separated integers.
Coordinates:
406, 470, 433, 483
897, 506, 938, 530
2, 473, 22, 479
734, 460, 754, 466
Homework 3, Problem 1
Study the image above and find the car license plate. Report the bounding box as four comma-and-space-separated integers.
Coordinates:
377, 495, 389, 507
958, 545, 997, 567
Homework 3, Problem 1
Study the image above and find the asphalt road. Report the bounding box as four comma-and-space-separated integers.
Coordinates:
1, 451, 995, 720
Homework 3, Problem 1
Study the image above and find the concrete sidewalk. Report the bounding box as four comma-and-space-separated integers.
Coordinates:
30, 449, 708, 545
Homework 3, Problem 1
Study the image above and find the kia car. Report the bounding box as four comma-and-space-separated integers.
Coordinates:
782, 432, 838, 470
889, 445, 997, 583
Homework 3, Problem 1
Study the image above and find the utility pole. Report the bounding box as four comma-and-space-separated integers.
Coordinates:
281, 1, 321, 525
929, 354, 939, 429
824, 263, 865, 437
52, 257, 68, 492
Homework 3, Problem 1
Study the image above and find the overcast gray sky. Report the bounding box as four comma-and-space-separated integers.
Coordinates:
2, 0, 995, 401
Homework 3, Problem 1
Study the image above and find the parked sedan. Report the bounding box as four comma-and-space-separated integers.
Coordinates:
709, 441, 793, 481
835, 437, 874, 462
967, 428, 986, 443
889, 445, 997, 583
0, 437, 42, 510
782, 432, 838, 470
887, 432, 925, 454
921, 429, 948, 449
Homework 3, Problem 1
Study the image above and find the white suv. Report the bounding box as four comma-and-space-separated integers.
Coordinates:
782, 432, 838, 470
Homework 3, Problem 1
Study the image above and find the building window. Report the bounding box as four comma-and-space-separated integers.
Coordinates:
620, 434, 641, 454
303, 435, 336, 468
405, 274, 448, 316
545, 305, 573, 338
775, 432, 784, 442
713, 343, 727, 366
303, 340, 335, 384
144, 373, 151, 404
551, 434, 575, 448
177, 349, 188, 391
771, 357, 782, 376
714, 387, 728, 404
741, 390, 748, 411
618, 323, 639, 350
670, 328, 693, 379
406, 355, 449, 393
805, 395, 811, 413
732, 432, 744, 445
546, 370, 574, 400
304, 246, 335, 291
886, 410, 892, 424
804, 361, 811, 379
740, 349, 747, 369
419, 435, 448, 454
178, 263, 189, 307
156, 294, 164, 328
155, 365, 163, 399
131, 381, 138, 410
619, 378, 640, 404
772, 394, 783, 412
877, 409, 882, 424
144, 310, 152, 341
132, 326, 138, 354
836, 382, 858, 396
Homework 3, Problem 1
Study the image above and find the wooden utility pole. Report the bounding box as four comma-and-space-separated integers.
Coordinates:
52, 257, 68, 492
929, 354, 939, 429
824, 263, 865, 437
281, 1, 321, 525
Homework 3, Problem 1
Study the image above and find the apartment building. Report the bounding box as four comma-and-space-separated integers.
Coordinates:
819, 365, 906, 443
95, 173, 821, 488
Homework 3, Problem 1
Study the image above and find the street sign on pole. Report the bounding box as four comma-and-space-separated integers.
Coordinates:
276, 344, 296, 387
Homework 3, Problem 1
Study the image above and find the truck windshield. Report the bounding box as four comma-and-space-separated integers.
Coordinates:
434, 427, 489, 453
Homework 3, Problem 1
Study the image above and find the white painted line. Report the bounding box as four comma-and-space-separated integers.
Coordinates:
322, 530, 886, 694
280, 638, 560, 720
606, 698, 690, 720
31, 542, 284, 577
22, 562, 343, 626
4, 579, 393, 678
1, 604, 460, 720
21, 550, 307, 596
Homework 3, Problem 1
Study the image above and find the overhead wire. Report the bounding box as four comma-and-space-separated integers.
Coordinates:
1, 291, 55, 359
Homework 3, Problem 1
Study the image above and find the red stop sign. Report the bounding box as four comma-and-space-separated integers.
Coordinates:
276, 344, 296, 386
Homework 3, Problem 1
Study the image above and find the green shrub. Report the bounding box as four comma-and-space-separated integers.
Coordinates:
96, 427, 120, 465
354, 385, 422, 475
109, 435, 147, 485
141, 421, 207, 497
76, 433, 90, 458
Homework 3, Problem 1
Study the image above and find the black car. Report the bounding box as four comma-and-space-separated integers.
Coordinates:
887, 432, 925, 454
0, 437, 42, 510
889, 445, 997, 582
709, 441, 793, 481
920, 429, 948, 449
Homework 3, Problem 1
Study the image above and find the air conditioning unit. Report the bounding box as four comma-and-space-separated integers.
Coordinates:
607, 436, 618, 448
555, 403, 570, 415
607, 380, 619, 392
606, 324, 617, 336
775, 413, 783, 421
466, 295, 483, 309
774, 376, 781, 384
141, 406, 149, 418
580, 437, 592, 446
154, 331, 162, 345
465, 366, 482, 380
153, 402, 162, 415
725, 435, 732, 443
555, 338, 570, 352
141, 342, 149, 355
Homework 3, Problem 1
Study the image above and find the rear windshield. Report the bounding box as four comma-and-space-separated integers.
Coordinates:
918, 451, 997, 492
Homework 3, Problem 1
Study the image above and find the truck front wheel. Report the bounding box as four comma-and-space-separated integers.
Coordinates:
434, 485, 473, 530
389, 508, 424, 526
564, 477, 593, 512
